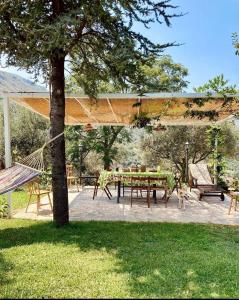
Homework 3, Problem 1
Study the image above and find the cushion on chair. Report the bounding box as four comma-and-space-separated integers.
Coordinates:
189, 163, 213, 185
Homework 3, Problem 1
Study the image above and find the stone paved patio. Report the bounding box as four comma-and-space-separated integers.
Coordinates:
12, 185, 239, 225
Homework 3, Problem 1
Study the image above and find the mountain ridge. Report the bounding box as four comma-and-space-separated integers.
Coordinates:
0, 70, 46, 93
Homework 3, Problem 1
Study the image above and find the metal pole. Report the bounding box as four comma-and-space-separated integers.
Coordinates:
185, 148, 188, 183
3, 94, 12, 218
79, 151, 83, 185
185, 142, 189, 183
214, 134, 218, 185
78, 143, 83, 185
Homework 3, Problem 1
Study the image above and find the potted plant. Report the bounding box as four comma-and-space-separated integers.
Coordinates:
132, 112, 152, 128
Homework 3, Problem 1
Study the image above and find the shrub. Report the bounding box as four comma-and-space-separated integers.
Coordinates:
0, 197, 8, 218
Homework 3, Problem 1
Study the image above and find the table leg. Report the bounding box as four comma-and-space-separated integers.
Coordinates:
228, 197, 234, 215
221, 192, 225, 201
153, 185, 156, 204
117, 180, 121, 203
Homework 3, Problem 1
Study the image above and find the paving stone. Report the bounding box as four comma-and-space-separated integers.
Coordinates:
12, 186, 239, 225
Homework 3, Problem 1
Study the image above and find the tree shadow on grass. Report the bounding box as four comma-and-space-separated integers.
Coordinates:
0, 252, 14, 288
1, 220, 239, 298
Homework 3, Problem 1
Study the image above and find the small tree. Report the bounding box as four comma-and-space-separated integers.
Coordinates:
184, 74, 238, 121
207, 124, 238, 187
140, 125, 237, 182
65, 125, 131, 171
135, 55, 188, 93
0, 104, 49, 161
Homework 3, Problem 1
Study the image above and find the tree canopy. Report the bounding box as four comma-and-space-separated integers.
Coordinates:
0, 104, 49, 161
0, 0, 181, 94
140, 124, 238, 182
65, 125, 131, 171
67, 55, 188, 94
184, 74, 238, 121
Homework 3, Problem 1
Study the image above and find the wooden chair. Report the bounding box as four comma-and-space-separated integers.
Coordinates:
130, 176, 150, 208
121, 169, 131, 195
140, 165, 146, 172
25, 178, 52, 215
122, 175, 132, 197
92, 171, 112, 200
177, 188, 189, 209
148, 177, 169, 207
172, 173, 182, 193
66, 164, 80, 192
228, 191, 239, 215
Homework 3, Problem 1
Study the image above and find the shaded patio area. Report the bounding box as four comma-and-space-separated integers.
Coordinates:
12, 186, 239, 225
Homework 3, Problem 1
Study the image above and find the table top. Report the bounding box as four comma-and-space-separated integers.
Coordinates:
99, 170, 175, 190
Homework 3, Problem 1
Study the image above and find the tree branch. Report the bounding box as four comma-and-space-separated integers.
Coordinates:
3, 12, 26, 42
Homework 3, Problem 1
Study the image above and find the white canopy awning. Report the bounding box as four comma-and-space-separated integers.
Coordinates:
2, 92, 239, 126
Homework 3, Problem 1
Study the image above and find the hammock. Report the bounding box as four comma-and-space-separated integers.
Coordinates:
0, 132, 63, 195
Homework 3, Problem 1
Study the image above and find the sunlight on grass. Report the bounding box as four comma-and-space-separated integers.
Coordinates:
0, 220, 239, 298
0, 190, 29, 210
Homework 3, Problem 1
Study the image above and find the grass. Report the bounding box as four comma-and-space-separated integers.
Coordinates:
0, 190, 29, 210
0, 220, 239, 298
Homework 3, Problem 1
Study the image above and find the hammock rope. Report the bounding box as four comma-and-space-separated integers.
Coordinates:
16, 132, 64, 172
0, 132, 64, 195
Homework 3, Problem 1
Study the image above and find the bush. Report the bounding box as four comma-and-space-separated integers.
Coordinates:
0, 197, 8, 218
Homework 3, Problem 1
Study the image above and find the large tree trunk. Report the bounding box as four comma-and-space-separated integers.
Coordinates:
103, 148, 111, 170
50, 52, 69, 226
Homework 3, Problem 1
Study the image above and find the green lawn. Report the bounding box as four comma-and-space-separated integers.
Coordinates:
1, 220, 239, 298
0, 190, 29, 210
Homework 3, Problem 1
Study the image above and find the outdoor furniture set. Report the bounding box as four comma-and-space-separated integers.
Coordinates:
25, 162, 238, 214
98, 170, 175, 207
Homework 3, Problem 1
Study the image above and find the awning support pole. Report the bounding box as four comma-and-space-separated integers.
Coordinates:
213, 134, 218, 185
3, 94, 12, 218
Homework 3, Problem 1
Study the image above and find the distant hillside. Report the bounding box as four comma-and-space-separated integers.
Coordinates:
0, 70, 46, 93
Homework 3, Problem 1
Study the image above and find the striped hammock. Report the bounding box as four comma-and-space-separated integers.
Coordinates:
0, 132, 63, 195
0, 164, 40, 195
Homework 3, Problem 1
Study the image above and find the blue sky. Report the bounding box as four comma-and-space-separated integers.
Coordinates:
1, 0, 239, 92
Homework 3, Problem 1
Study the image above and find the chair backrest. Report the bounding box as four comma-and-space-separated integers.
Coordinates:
130, 166, 138, 172
66, 164, 74, 177
27, 178, 41, 194
140, 165, 146, 172
189, 163, 213, 185
148, 177, 168, 188
94, 170, 100, 178
130, 176, 149, 187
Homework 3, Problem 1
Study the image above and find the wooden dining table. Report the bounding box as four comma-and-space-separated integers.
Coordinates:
99, 170, 175, 203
